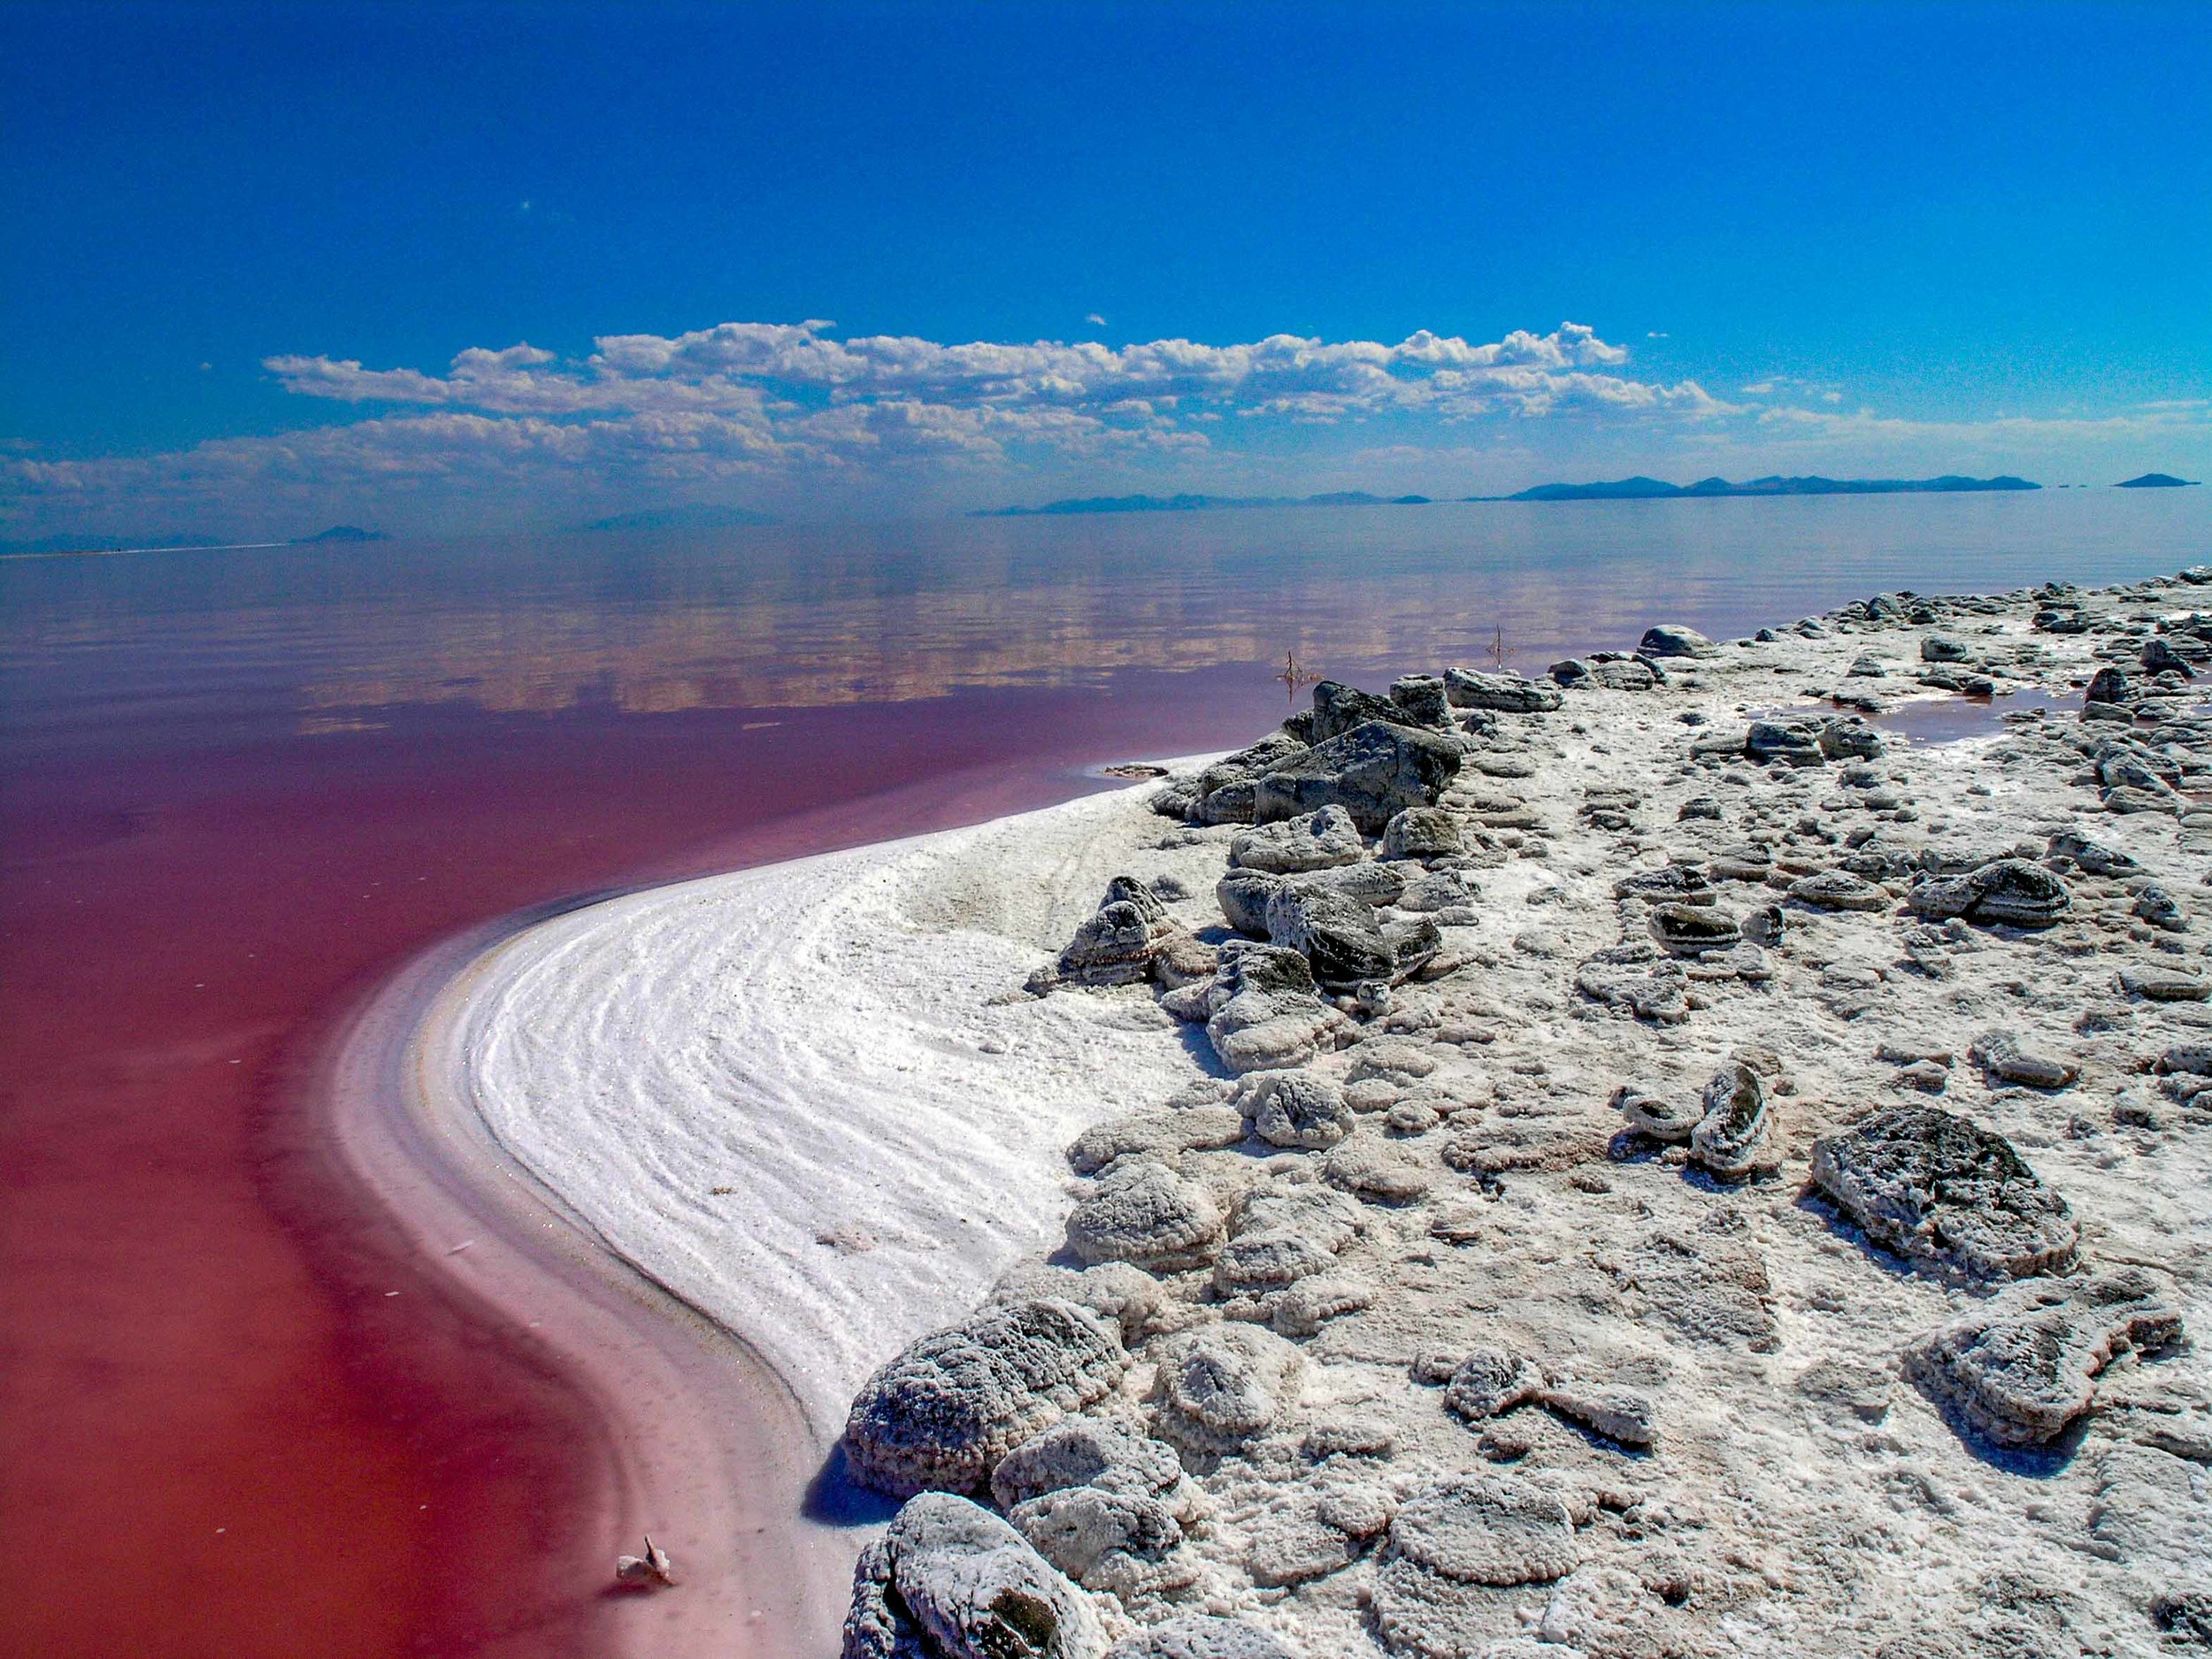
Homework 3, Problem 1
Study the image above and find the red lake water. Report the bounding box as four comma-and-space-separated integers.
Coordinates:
4, 491, 2208, 1656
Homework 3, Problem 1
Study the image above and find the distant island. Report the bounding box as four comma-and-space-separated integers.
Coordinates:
976, 491, 1431, 517
2116, 473, 2200, 488
1494, 473, 2040, 502
295, 525, 388, 543
579, 503, 779, 532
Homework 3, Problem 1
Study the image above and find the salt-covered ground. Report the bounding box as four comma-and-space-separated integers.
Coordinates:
460, 774, 1235, 1425
462, 574, 2212, 1658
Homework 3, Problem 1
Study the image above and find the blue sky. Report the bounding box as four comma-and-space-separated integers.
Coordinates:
4, 0, 2208, 536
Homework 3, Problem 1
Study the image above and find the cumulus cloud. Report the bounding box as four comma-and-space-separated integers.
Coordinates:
0, 319, 1746, 534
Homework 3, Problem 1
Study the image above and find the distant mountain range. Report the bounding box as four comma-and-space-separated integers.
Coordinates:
297, 524, 388, 542
0, 525, 386, 556
977, 491, 1432, 517
1494, 474, 2040, 502
2116, 473, 2200, 488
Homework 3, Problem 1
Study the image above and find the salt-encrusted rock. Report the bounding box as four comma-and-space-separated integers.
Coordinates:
992, 1264, 1171, 1345
1048, 877, 1184, 987
1575, 945, 1691, 1023
2047, 826, 2139, 875
1382, 807, 1463, 861
1909, 857, 2072, 929
2085, 665, 2132, 706
1310, 680, 1434, 743
1265, 883, 1394, 988
1612, 864, 1714, 903
1390, 674, 1454, 727
1921, 634, 1970, 663
1203, 943, 1346, 1073
1649, 902, 1742, 954
1539, 1383, 1659, 1448
1789, 869, 1891, 911
1216, 869, 1283, 937
1970, 1030, 2078, 1090
1008, 1485, 1187, 1595
2120, 965, 2211, 1002
1253, 720, 1464, 833
1384, 1475, 1584, 1587
1442, 667, 1563, 713
1104, 1616, 1299, 1659
1639, 624, 1714, 658
1441, 1345, 1546, 1423
1230, 806, 1364, 875
1689, 1060, 1770, 1178
613, 1535, 675, 1588
1239, 1070, 1355, 1149
1151, 1324, 1304, 1455
1793, 1358, 1895, 1423
2144, 636, 2197, 676
1746, 719, 1827, 767
1818, 716, 1886, 760
1068, 1108, 1248, 1175
1272, 1274, 1376, 1338
1187, 734, 1310, 826
1808, 1104, 2078, 1279
2135, 883, 2190, 931
1066, 1162, 1226, 1271
1904, 1269, 2183, 1447
1615, 1079, 1696, 1142
1396, 866, 1481, 918
842, 1300, 1131, 1497
841, 1491, 1107, 1659
990, 1417, 1186, 1511
1709, 841, 1774, 882
1322, 1134, 1433, 1202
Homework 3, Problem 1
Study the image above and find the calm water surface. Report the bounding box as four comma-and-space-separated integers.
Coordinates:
3, 491, 2207, 1657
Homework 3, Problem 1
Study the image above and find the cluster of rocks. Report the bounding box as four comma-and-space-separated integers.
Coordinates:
836, 572, 2212, 1658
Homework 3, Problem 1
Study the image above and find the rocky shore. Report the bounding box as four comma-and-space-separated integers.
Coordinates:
834, 571, 2212, 1658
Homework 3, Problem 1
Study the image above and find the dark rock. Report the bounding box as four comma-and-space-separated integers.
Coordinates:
841, 1491, 1107, 1659
1808, 1104, 2078, 1279
1310, 680, 1424, 743
1229, 805, 1364, 874
1747, 719, 1827, 767
1909, 858, 2072, 929
1388, 674, 1454, 727
1252, 721, 1463, 835
1442, 667, 1563, 713
842, 1300, 1131, 1497
1922, 635, 1970, 663
1639, 624, 1715, 658
1649, 902, 1742, 954
1265, 883, 1394, 988
1690, 1061, 1770, 1178
1066, 1163, 1226, 1271
2086, 666, 2132, 707
1905, 1270, 2182, 1446
1381, 806, 1464, 860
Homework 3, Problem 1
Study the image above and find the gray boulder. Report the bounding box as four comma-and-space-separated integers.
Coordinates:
1689, 1061, 1770, 1178
1442, 667, 1563, 713
1048, 877, 1187, 988
1789, 869, 1891, 911
1310, 680, 1424, 743
842, 1491, 1107, 1659
1921, 634, 1970, 663
1381, 806, 1464, 861
1151, 1324, 1304, 1455
1229, 805, 1364, 874
1746, 719, 1826, 767
1905, 1269, 2182, 1446
1639, 624, 1715, 657
1264, 883, 1394, 988
1007, 1485, 1187, 1595
1239, 1070, 1355, 1149
1809, 1104, 2078, 1279
1066, 1163, 1226, 1272
1067, 1108, 1248, 1176
1650, 901, 1742, 954
1202, 943, 1347, 1073
842, 1300, 1130, 1497
1252, 721, 1464, 834
990, 1417, 1186, 1511
1388, 674, 1454, 727
1909, 857, 2072, 929
1187, 734, 1310, 826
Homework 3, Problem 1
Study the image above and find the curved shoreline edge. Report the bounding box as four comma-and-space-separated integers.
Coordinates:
319, 913, 852, 1657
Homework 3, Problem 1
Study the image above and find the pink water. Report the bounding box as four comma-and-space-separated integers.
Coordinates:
4, 494, 2205, 1655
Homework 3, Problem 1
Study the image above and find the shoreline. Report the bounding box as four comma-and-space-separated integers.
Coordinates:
316, 910, 850, 1656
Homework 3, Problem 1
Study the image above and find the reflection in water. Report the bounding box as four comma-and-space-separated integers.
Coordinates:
10, 490, 2210, 742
